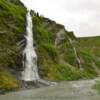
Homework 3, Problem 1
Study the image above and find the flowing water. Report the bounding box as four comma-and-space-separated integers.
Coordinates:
68, 38, 83, 70
22, 10, 40, 81
21, 10, 55, 86
0, 79, 99, 100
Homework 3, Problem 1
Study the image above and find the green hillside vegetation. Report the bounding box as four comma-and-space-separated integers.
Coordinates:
0, 0, 26, 90
32, 12, 100, 80
78, 37, 100, 57
0, 0, 100, 91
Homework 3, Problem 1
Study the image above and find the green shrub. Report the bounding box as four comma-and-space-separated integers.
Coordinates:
0, 69, 20, 90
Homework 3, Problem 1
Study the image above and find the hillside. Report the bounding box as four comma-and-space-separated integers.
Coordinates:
0, 0, 26, 90
0, 0, 100, 90
78, 37, 100, 57
32, 12, 100, 80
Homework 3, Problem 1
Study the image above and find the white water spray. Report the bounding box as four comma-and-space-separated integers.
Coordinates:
22, 10, 40, 81
21, 10, 56, 86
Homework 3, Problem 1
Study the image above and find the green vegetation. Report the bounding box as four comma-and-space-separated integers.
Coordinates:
0, 0, 26, 90
78, 37, 100, 57
0, 68, 20, 91
0, 0, 100, 90
32, 12, 100, 81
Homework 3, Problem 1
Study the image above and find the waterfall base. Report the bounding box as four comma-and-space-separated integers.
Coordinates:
21, 79, 57, 89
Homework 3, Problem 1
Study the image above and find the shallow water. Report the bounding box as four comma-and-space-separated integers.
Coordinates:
0, 79, 100, 100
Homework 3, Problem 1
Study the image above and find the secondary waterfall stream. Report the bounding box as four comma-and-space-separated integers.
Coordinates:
68, 37, 83, 70
22, 10, 40, 81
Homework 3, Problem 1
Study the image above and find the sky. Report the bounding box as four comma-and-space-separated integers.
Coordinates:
21, 0, 100, 37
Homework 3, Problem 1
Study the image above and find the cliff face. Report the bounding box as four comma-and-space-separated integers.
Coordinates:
0, 0, 100, 90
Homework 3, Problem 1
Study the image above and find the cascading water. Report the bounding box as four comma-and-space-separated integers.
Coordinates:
68, 37, 83, 70
22, 10, 40, 81
21, 9, 56, 86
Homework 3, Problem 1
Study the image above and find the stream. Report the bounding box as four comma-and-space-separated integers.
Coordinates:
0, 79, 100, 100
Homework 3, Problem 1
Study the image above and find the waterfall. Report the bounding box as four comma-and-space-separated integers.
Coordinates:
68, 37, 83, 70
21, 10, 56, 86
22, 10, 40, 81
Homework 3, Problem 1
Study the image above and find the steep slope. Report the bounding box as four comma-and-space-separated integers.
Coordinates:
32, 12, 100, 81
0, 0, 100, 91
0, 0, 26, 90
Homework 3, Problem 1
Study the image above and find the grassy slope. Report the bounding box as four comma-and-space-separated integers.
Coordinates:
78, 37, 100, 57
0, 0, 100, 90
0, 0, 26, 90
32, 12, 100, 81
